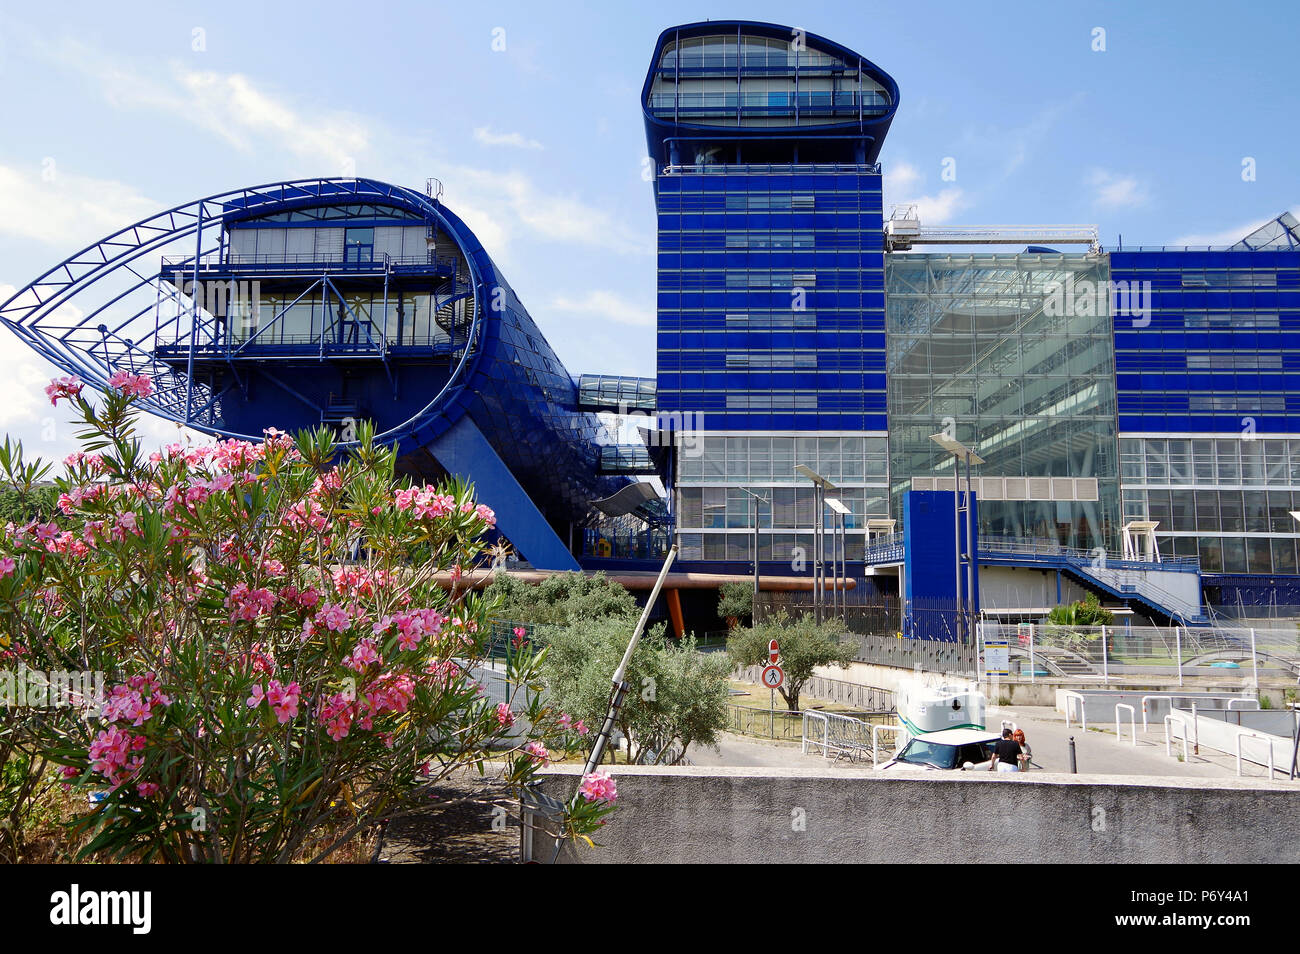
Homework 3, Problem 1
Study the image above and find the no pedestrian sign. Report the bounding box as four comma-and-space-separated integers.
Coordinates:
761, 665, 784, 689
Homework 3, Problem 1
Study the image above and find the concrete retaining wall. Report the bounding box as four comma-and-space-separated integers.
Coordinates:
532, 765, 1300, 864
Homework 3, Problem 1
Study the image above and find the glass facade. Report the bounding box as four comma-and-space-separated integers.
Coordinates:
886, 253, 1120, 550
1119, 438, 1300, 574
674, 432, 890, 561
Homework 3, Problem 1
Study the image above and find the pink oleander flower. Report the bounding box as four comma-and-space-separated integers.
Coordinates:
524, 741, 550, 765
225, 582, 276, 623
137, 782, 160, 798
316, 602, 351, 633
475, 503, 496, 527
575, 720, 589, 736
496, 702, 515, 728
265, 680, 301, 723
107, 370, 154, 399
345, 638, 382, 672
45, 375, 83, 406
579, 770, 617, 805
0, 557, 14, 578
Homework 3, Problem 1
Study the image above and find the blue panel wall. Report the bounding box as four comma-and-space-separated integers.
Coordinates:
903, 490, 979, 641
655, 168, 887, 431
1110, 249, 1300, 434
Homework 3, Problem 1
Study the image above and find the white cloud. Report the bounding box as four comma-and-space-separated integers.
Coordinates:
882, 161, 966, 225
441, 166, 652, 257
0, 163, 159, 247
473, 126, 543, 150
1170, 208, 1300, 247
549, 290, 654, 328
1086, 168, 1150, 209
32, 34, 370, 173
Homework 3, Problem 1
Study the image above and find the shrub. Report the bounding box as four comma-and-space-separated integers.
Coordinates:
0, 374, 612, 862
540, 617, 730, 764
716, 582, 754, 626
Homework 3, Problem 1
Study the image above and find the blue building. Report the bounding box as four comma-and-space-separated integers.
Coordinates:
0, 178, 656, 571
5, 20, 1300, 627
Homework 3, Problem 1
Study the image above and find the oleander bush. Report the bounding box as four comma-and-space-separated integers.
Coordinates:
0, 373, 614, 863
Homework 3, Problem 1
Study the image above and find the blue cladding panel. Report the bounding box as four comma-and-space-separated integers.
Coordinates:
428, 415, 580, 570
1110, 249, 1300, 434
903, 490, 979, 641
655, 168, 887, 430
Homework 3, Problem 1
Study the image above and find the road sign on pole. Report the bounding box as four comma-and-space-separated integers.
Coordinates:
768, 639, 780, 664
761, 664, 784, 689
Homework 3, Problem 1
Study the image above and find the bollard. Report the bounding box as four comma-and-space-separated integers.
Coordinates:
1068, 736, 1078, 774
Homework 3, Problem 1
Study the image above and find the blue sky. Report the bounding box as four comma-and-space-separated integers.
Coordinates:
0, 0, 1296, 458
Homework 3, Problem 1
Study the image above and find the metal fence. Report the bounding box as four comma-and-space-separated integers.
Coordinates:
727, 703, 806, 741
735, 665, 896, 711
842, 633, 980, 675
979, 621, 1300, 684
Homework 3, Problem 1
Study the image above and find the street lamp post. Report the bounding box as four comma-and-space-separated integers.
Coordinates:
796, 465, 837, 624
929, 434, 984, 645
739, 487, 771, 617
826, 497, 852, 622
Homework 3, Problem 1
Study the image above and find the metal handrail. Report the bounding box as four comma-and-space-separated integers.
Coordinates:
1115, 703, 1137, 747
1064, 691, 1087, 731
1141, 695, 1173, 732
1236, 730, 1276, 779
1164, 714, 1190, 761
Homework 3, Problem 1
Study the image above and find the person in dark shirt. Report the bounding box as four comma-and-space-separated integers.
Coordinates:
988, 728, 1023, 773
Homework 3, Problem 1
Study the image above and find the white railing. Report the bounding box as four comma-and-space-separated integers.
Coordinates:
1141, 695, 1173, 732
1165, 714, 1190, 761
1115, 703, 1137, 747
1236, 731, 1276, 779
1064, 691, 1087, 731
801, 711, 829, 757
1228, 698, 1261, 711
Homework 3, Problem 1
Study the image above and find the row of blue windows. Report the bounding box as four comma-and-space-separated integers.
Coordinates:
1119, 394, 1297, 411
1107, 314, 1296, 330
660, 196, 882, 213
659, 395, 889, 414
1117, 355, 1300, 372
1114, 331, 1300, 350
1110, 250, 1300, 270
659, 291, 886, 309
658, 322, 883, 336
660, 372, 887, 389
660, 233, 886, 251
658, 175, 882, 193
660, 274, 885, 291
659, 354, 887, 372
659, 253, 885, 268
657, 217, 883, 233
1118, 373, 1300, 391
1112, 275, 1298, 290
656, 412, 892, 430
1112, 294, 1300, 313
1117, 415, 1295, 433
659, 331, 883, 348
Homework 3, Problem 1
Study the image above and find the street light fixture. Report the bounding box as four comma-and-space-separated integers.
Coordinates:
929, 433, 983, 645
826, 497, 851, 621
796, 465, 837, 623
